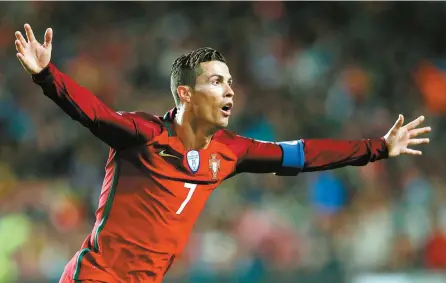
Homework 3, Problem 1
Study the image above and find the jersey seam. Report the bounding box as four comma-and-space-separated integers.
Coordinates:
93, 152, 120, 252
72, 248, 91, 281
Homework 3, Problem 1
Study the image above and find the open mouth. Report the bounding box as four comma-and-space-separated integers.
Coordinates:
221, 103, 233, 116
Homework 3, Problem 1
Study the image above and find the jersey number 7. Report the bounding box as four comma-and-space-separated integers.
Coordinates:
176, 183, 197, 215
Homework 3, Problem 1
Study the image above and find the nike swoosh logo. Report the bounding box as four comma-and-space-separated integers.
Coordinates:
159, 150, 180, 159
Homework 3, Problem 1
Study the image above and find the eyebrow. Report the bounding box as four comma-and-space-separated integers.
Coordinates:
208, 74, 233, 82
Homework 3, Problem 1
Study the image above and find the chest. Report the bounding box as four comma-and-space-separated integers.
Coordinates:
113, 141, 236, 218
122, 136, 237, 184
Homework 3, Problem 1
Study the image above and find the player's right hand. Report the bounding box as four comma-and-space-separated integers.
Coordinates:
15, 24, 53, 75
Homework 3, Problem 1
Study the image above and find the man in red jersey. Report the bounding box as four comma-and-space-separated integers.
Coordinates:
14, 24, 431, 283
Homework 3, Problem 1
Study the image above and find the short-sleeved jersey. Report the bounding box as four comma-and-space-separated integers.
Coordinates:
32, 64, 388, 283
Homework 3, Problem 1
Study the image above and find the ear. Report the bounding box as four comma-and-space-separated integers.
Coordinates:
177, 85, 192, 103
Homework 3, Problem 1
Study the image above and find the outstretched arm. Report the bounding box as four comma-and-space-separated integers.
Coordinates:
232, 137, 388, 175
15, 24, 152, 149
229, 115, 430, 175
302, 115, 431, 172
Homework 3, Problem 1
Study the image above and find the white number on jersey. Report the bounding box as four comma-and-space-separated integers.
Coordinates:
176, 182, 197, 214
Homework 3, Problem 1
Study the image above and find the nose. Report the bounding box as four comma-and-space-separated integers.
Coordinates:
225, 85, 234, 98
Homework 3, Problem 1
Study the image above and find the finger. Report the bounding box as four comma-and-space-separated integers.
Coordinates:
408, 138, 430, 145
401, 148, 422, 155
15, 40, 25, 54
391, 114, 404, 131
404, 115, 425, 130
43, 28, 53, 48
24, 23, 36, 42
16, 53, 26, 66
15, 31, 27, 47
409, 126, 431, 138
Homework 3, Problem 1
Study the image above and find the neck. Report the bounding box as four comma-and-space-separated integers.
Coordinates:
173, 106, 215, 150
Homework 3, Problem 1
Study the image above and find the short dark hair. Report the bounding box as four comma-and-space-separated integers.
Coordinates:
170, 47, 226, 106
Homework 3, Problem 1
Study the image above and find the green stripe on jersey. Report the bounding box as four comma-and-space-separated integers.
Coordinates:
73, 248, 91, 281
93, 155, 120, 252
162, 112, 173, 136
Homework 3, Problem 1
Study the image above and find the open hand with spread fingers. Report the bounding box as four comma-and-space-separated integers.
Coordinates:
384, 114, 431, 157
15, 23, 53, 75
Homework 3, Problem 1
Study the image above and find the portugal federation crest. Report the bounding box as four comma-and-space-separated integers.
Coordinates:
209, 154, 220, 180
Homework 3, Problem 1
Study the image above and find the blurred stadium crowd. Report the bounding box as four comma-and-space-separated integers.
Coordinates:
1, 2, 446, 283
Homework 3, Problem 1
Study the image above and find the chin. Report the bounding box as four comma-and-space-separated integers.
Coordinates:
215, 119, 229, 129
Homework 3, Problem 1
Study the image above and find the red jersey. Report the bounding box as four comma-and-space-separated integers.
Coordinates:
32, 64, 388, 283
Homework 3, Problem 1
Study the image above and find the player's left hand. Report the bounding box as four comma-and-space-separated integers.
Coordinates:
384, 114, 431, 157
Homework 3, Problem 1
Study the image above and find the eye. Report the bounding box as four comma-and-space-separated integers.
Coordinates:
212, 80, 220, 86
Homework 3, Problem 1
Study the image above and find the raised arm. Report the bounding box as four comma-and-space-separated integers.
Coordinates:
222, 115, 430, 176
15, 24, 153, 149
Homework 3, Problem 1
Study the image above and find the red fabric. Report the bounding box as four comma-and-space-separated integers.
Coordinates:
425, 231, 446, 269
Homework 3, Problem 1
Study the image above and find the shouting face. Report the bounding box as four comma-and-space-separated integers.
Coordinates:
180, 60, 234, 129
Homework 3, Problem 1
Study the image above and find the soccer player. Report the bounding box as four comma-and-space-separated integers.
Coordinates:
14, 24, 431, 283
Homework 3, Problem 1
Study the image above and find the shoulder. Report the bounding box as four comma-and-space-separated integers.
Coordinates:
118, 111, 163, 123
213, 129, 282, 158
117, 111, 165, 137
213, 129, 245, 143
212, 129, 254, 156
213, 129, 275, 145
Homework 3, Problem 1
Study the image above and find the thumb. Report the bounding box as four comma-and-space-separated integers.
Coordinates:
43, 28, 53, 49
392, 114, 404, 131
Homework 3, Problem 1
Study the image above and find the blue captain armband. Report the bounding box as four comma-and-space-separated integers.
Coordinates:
277, 140, 305, 170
